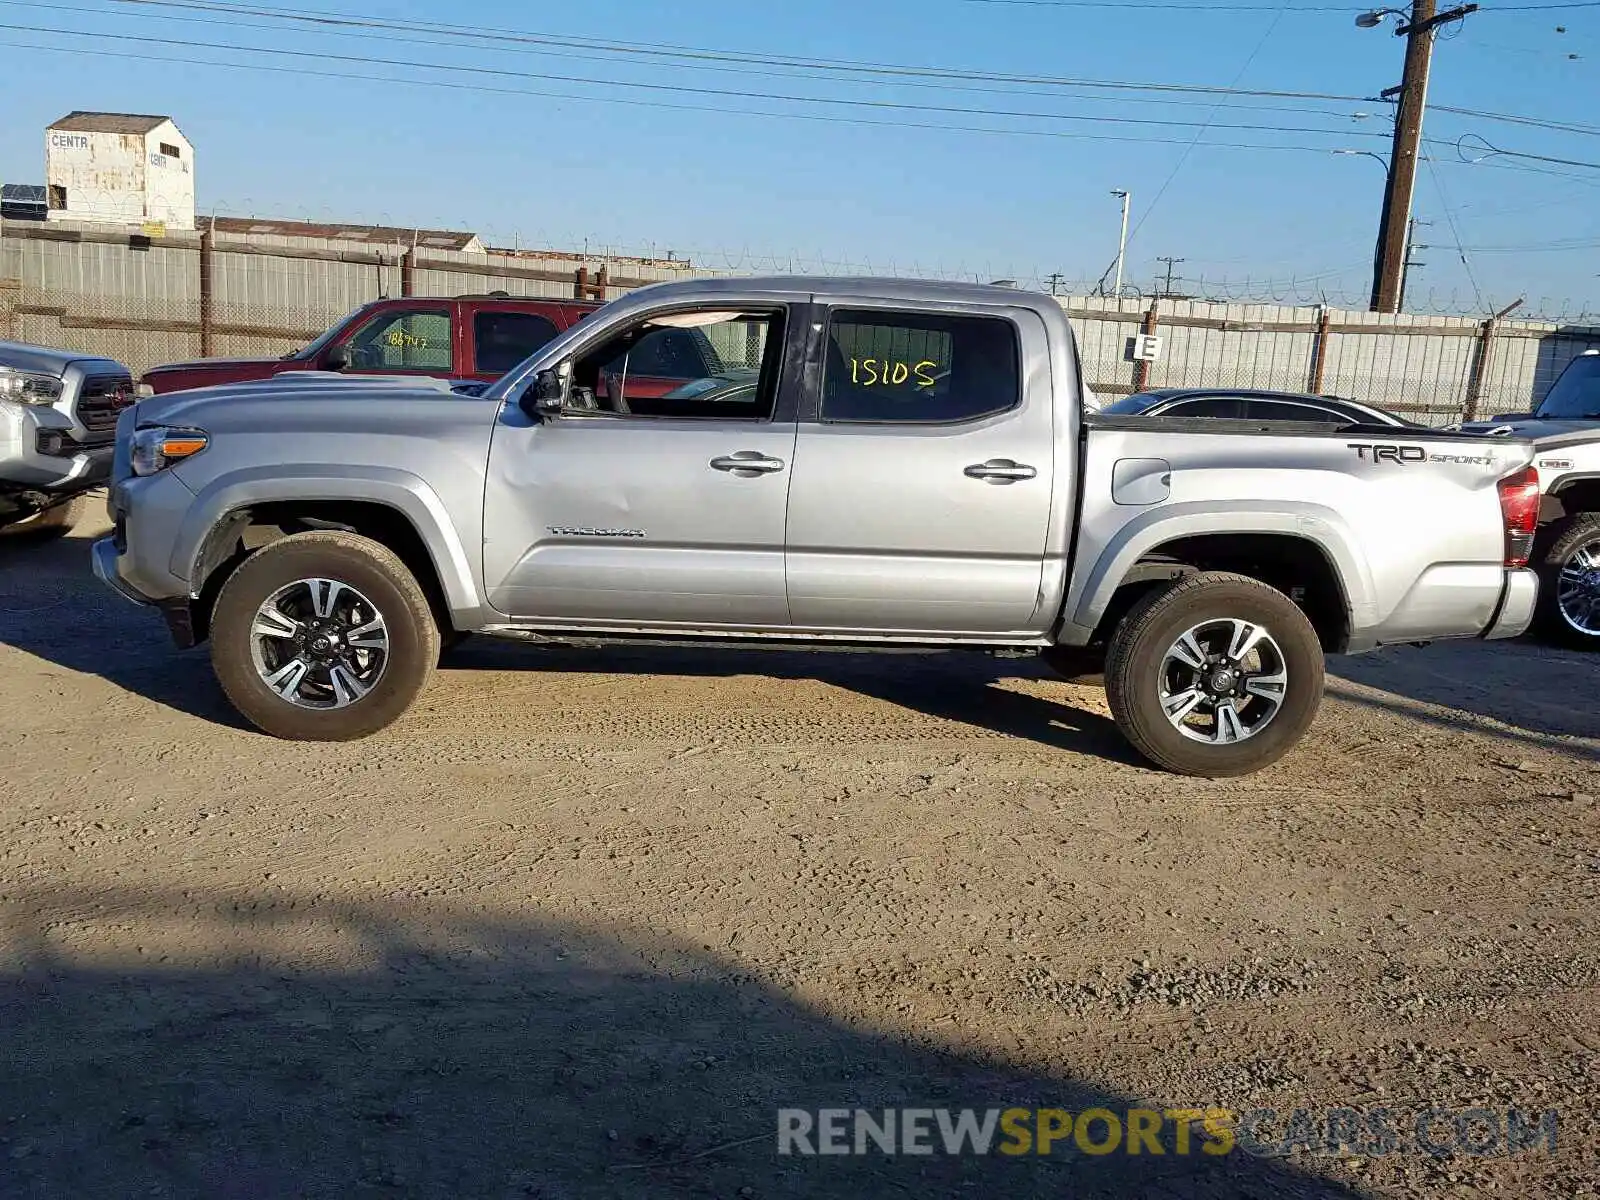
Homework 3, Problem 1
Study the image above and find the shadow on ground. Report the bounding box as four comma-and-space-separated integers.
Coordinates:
0, 528, 249, 730
1329, 639, 1600, 758
0, 887, 1359, 1199
0, 530, 1136, 764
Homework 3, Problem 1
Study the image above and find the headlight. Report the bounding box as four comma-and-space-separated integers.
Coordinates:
130, 426, 208, 476
0, 367, 65, 405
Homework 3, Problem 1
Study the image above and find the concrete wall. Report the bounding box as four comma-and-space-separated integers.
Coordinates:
2, 218, 1597, 419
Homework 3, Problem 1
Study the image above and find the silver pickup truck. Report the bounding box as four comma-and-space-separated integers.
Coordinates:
1, 339, 134, 537
93, 277, 1541, 777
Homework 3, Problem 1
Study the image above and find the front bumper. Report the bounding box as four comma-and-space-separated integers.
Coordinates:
92, 535, 150, 605
1, 401, 113, 490
1482, 568, 1539, 640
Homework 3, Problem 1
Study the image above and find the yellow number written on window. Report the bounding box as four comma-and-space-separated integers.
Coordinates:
850, 358, 939, 388
384, 330, 429, 349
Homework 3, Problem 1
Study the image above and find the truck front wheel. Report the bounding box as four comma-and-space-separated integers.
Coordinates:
209, 531, 440, 740
1532, 512, 1600, 651
1104, 572, 1325, 778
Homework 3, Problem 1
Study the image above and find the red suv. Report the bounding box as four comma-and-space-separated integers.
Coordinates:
141, 294, 601, 395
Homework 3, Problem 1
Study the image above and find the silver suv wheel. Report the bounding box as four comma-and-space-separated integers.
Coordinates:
248, 577, 390, 709
1159, 617, 1288, 745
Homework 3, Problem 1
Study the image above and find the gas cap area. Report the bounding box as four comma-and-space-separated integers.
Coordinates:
1112, 458, 1172, 506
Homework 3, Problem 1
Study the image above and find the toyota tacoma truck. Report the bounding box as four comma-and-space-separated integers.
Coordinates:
1456, 349, 1600, 649
1, 339, 135, 539
93, 277, 1542, 777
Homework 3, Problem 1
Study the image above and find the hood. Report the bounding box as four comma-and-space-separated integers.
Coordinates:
134, 372, 461, 424
0, 338, 127, 376
143, 355, 296, 377
1457, 416, 1597, 441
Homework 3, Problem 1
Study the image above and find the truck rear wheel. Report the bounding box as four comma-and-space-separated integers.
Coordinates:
1532, 512, 1600, 651
210, 531, 440, 740
1104, 572, 1324, 778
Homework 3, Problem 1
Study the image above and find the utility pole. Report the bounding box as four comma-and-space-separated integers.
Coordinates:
1399, 217, 1429, 312
1362, 1, 1478, 313
1045, 272, 1065, 296
1156, 256, 1185, 299
1111, 189, 1131, 297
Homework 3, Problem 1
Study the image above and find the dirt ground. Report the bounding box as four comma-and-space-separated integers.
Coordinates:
1, 512, 1596, 1199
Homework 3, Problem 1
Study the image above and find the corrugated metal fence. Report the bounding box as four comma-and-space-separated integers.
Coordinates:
3, 219, 1596, 422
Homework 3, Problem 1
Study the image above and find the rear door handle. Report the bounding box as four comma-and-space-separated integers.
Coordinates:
964, 459, 1038, 484
711, 451, 786, 476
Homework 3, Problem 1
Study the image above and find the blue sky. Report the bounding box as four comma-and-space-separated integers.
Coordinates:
0, 0, 1597, 312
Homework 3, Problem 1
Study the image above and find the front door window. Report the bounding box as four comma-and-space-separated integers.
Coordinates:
343, 307, 453, 373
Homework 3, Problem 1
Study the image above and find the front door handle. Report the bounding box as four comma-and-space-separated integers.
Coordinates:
964, 458, 1038, 484
711, 451, 786, 477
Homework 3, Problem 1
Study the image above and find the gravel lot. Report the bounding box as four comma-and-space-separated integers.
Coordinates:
1, 512, 1596, 1199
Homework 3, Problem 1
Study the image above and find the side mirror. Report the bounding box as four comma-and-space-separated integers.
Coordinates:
519, 367, 567, 418
323, 343, 351, 372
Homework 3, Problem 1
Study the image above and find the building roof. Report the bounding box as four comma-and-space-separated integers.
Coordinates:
49, 111, 173, 135
198, 215, 483, 251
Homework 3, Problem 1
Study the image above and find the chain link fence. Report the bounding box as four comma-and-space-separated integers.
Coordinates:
4, 220, 1598, 422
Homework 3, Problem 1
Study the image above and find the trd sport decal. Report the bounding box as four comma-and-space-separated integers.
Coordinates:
1349, 444, 1494, 467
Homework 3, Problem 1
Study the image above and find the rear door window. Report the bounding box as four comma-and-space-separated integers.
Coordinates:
473, 311, 561, 374
821, 310, 1019, 424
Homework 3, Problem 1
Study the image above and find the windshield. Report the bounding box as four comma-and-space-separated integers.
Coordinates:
1538, 355, 1600, 419
287, 304, 382, 362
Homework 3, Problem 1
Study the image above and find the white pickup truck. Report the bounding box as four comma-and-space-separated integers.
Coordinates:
95, 277, 1543, 776
1, 339, 134, 538
1460, 349, 1600, 649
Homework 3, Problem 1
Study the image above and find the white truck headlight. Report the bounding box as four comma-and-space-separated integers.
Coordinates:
0, 367, 64, 405
130, 426, 209, 476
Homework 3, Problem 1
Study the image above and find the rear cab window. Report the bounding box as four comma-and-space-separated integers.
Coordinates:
822, 309, 1020, 423
472, 310, 562, 375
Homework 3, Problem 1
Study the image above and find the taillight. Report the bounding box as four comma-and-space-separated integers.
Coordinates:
1496, 465, 1540, 569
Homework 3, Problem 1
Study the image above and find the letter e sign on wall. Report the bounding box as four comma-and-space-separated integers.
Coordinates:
1129, 333, 1164, 362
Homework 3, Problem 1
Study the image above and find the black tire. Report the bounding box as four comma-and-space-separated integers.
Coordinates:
0, 494, 87, 542
1104, 571, 1325, 778
210, 531, 440, 740
1531, 512, 1600, 651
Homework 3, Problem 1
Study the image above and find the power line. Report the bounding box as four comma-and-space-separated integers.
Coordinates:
104, 0, 1375, 103
0, 19, 1398, 141
7, 0, 1377, 120
0, 35, 1400, 157
87, 0, 1600, 149
0, 1, 1376, 120
1118, 0, 1295, 261
1423, 153, 1490, 312
99, 0, 1600, 158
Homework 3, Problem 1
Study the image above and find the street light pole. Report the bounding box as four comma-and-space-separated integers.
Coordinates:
1111, 189, 1131, 297
1358, 1, 1478, 313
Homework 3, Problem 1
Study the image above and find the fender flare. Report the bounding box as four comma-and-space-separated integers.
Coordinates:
1066, 501, 1375, 637
172, 464, 482, 616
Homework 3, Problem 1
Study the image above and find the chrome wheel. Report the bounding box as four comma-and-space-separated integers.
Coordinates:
1557, 539, 1600, 637
1158, 618, 1288, 745
248, 577, 389, 709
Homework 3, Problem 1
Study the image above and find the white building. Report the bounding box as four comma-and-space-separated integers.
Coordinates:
45, 112, 194, 230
